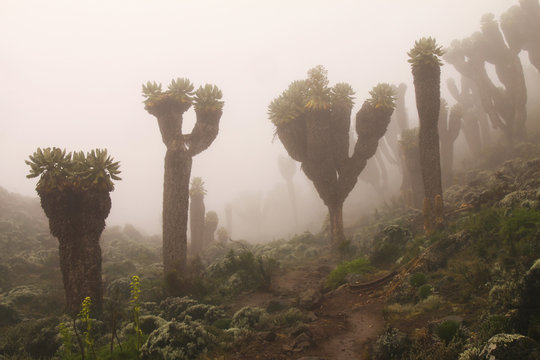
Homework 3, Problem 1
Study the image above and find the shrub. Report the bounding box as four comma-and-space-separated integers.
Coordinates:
159, 296, 199, 321
436, 320, 461, 344
326, 257, 374, 289
272, 307, 306, 328
478, 315, 511, 343
409, 272, 428, 287
140, 317, 216, 360
479, 333, 540, 359
182, 303, 226, 325
458, 347, 482, 360
231, 306, 267, 329
418, 284, 433, 300
372, 327, 410, 360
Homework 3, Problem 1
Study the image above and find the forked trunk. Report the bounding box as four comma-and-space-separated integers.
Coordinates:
163, 148, 192, 275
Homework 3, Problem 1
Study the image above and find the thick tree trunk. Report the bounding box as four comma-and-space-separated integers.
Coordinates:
413, 63, 443, 232
189, 195, 205, 255
59, 233, 103, 315
40, 190, 109, 315
163, 148, 192, 275
328, 202, 345, 245
402, 146, 424, 209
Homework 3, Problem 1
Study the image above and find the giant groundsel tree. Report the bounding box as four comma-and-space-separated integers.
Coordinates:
26, 147, 121, 314
189, 177, 206, 255
142, 78, 223, 275
268, 66, 395, 244
408, 37, 445, 233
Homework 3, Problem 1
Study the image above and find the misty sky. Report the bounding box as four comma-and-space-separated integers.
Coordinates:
0, 0, 516, 235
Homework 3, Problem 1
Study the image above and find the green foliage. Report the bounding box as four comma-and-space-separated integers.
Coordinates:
168, 78, 195, 102
189, 177, 206, 197
418, 284, 433, 300
206, 249, 278, 297
409, 272, 428, 288
231, 306, 267, 329
142, 78, 195, 106
159, 296, 199, 321
140, 317, 216, 360
193, 84, 224, 112
305, 65, 331, 110
268, 65, 355, 125
129, 275, 143, 351
0, 317, 60, 358
478, 315, 511, 343
407, 36, 445, 68
141, 81, 162, 99
78, 296, 96, 359
331, 82, 355, 108
25, 147, 121, 193
436, 320, 461, 344
368, 83, 396, 110
499, 207, 540, 246
326, 257, 374, 289
372, 327, 410, 360
464, 207, 540, 259
271, 307, 306, 328
59, 322, 73, 360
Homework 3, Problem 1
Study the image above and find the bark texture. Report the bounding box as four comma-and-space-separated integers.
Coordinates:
146, 98, 221, 275
189, 193, 205, 255
413, 62, 443, 232
439, 103, 462, 189
39, 189, 110, 315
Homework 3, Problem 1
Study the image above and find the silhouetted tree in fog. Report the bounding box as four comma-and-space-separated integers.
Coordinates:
278, 155, 298, 229
142, 79, 223, 275
438, 99, 462, 189
447, 77, 490, 156
189, 177, 206, 255
408, 37, 444, 233
203, 211, 218, 247
445, 13, 527, 145
399, 128, 423, 209
26, 147, 121, 314
500, 0, 540, 75
268, 66, 395, 244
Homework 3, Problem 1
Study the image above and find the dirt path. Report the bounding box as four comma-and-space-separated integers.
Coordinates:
224, 258, 386, 359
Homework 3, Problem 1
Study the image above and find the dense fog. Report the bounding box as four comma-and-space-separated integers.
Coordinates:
0, 0, 530, 240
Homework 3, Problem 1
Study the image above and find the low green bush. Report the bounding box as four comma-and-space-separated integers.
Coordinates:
326, 257, 374, 289
436, 320, 461, 344
409, 272, 428, 287
418, 284, 433, 300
